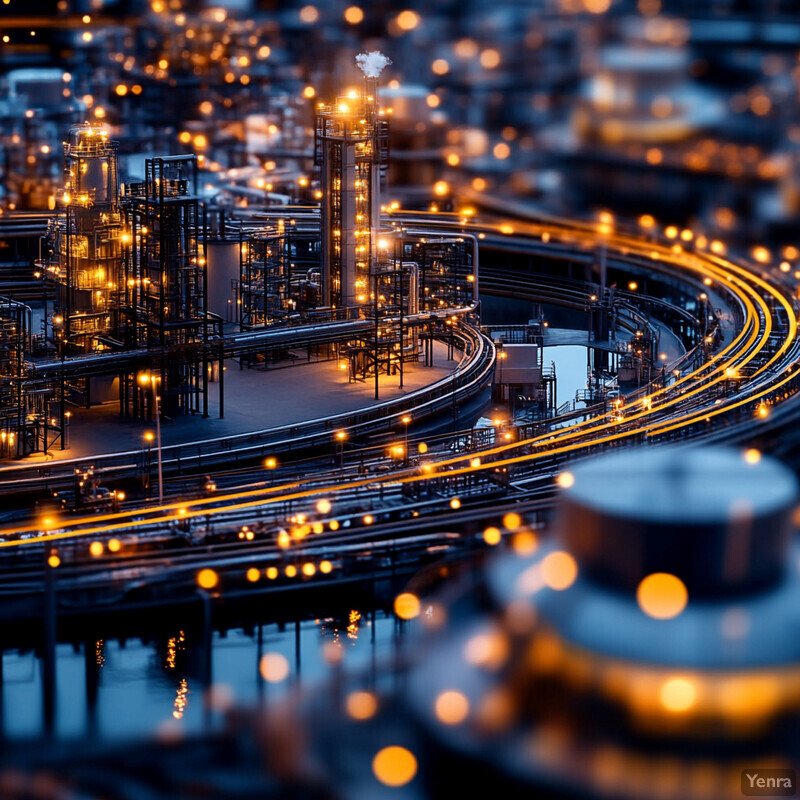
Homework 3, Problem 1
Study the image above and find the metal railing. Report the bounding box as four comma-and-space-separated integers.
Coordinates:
0, 324, 495, 494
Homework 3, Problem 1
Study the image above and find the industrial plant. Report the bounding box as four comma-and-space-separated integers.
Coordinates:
0, 2, 799, 799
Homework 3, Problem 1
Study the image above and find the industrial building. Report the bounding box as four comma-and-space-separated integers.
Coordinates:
0, 59, 478, 458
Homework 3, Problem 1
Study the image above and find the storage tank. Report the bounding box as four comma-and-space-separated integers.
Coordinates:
205, 240, 240, 321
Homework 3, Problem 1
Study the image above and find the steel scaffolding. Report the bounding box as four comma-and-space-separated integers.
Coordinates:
119, 155, 211, 419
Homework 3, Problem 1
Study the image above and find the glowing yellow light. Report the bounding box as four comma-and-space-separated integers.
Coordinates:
396, 9, 420, 30
108, 538, 121, 553
373, 746, 418, 787
302, 562, 316, 577
433, 180, 449, 197
660, 677, 696, 712
246, 567, 260, 583
48, 555, 61, 568
637, 573, 688, 619
115, 84, 128, 96
320, 560, 333, 573
285, 565, 298, 578
89, 541, 103, 557
303, 85, 316, 99
556, 472, 575, 489
394, 592, 421, 620
744, 448, 761, 464
197, 569, 219, 590
259, 652, 290, 683
426, 93, 440, 108
541, 551, 578, 591
493, 142, 510, 159
266, 566, 278, 579
450, 497, 461, 509
317, 499, 332, 514
344, 5, 364, 23
503, 512, 521, 530
346, 690, 377, 719
483, 526, 501, 545
299, 4, 319, 23
480, 48, 501, 69
434, 690, 470, 725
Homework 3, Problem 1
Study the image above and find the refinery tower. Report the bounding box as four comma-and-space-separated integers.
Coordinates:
51, 122, 123, 354
315, 52, 391, 308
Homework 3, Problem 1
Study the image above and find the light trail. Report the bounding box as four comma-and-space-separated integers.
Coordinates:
1, 215, 797, 551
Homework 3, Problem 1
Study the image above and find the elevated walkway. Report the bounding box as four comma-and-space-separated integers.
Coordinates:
17, 341, 457, 464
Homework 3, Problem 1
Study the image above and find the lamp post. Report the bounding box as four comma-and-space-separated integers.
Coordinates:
401, 415, 411, 465
139, 373, 163, 503
143, 431, 154, 497
335, 430, 347, 474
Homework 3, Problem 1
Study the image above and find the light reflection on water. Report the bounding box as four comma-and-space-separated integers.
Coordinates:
2, 609, 399, 740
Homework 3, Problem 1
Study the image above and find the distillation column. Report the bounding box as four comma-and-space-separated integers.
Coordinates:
51, 123, 123, 354
315, 61, 390, 309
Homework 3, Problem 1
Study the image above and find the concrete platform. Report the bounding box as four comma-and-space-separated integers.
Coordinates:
20, 342, 457, 464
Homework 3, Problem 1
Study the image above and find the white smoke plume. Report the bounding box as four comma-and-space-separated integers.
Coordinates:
355, 51, 392, 79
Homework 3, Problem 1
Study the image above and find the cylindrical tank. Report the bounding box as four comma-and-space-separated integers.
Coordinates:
205, 240, 240, 320
393, 446, 800, 799
63, 123, 119, 206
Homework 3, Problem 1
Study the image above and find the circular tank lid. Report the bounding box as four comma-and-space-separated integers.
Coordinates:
563, 445, 795, 525
557, 445, 797, 596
